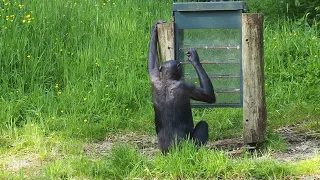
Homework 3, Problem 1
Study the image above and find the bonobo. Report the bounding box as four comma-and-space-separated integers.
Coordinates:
148, 21, 216, 153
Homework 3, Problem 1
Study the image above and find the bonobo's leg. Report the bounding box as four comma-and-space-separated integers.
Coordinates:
192, 121, 208, 146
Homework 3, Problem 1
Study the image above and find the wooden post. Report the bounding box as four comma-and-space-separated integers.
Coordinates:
157, 23, 175, 62
242, 13, 267, 145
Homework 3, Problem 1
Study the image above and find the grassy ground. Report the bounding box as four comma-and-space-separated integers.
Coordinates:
0, 0, 319, 179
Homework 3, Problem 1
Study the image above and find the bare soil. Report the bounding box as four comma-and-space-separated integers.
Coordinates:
83, 126, 320, 179
4, 124, 319, 178
273, 126, 320, 162
84, 125, 320, 162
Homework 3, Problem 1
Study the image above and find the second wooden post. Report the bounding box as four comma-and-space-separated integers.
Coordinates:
242, 13, 267, 145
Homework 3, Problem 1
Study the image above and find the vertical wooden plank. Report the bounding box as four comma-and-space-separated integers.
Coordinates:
157, 23, 175, 62
242, 13, 267, 145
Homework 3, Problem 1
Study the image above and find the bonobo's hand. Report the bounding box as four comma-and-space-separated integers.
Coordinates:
156, 20, 166, 24
152, 20, 167, 28
152, 20, 167, 30
187, 48, 200, 65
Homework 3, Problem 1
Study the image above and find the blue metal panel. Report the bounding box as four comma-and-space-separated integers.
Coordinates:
192, 103, 242, 108
173, 2, 247, 12
173, 2, 245, 108
239, 23, 243, 108
174, 11, 241, 29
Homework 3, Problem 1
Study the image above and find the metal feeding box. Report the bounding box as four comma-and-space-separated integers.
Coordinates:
173, 2, 248, 108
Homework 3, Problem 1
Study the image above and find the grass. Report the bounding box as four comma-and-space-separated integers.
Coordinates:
3, 143, 319, 179
0, 0, 320, 179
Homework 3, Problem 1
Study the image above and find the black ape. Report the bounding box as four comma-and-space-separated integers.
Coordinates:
148, 21, 216, 153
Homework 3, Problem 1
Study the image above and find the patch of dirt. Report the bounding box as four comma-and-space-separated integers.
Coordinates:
84, 125, 320, 162
273, 126, 320, 162
4, 154, 40, 171
83, 132, 159, 157
7, 159, 32, 171
83, 132, 247, 158
2, 154, 42, 178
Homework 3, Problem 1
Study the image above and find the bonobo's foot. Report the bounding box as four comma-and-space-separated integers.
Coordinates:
192, 120, 209, 146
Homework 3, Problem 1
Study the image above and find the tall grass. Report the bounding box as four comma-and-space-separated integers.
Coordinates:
1, 0, 318, 140
263, 19, 320, 127
0, 0, 173, 140
0, 0, 319, 179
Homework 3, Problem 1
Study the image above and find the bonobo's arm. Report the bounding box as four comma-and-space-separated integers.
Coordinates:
184, 49, 216, 103
148, 21, 163, 83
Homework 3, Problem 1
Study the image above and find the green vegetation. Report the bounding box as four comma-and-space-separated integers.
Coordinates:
249, 0, 320, 23
0, 0, 319, 179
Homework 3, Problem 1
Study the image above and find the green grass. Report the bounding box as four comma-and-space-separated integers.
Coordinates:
1, 0, 320, 179
3, 143, 318, 179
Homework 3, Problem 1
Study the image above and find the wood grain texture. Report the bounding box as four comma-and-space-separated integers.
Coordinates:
242, 13, 267, 144
157, 23, 175, 62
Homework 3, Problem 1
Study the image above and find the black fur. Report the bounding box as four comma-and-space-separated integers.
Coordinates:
148, 21, 216, 153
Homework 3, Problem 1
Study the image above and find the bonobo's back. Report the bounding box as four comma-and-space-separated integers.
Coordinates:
152, 79, 194, 152
152, 79, 193, 127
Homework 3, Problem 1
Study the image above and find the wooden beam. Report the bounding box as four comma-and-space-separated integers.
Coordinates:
157, 23, 175, 62
242, 13, 267, 145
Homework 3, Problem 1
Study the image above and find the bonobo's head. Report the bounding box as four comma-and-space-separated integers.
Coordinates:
160, 60, 182, 80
